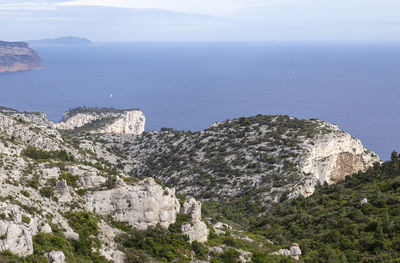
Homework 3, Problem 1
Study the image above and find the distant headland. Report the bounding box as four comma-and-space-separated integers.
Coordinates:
27, 36, 92, 46
0, 41, 41, 74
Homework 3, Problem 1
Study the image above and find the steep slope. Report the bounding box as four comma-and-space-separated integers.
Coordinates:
95, 115, 378, 206
0, 41, 41, 73
252, 153, 400, 262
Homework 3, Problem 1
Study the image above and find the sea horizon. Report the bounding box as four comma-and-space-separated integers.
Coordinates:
1, 42, 399, 160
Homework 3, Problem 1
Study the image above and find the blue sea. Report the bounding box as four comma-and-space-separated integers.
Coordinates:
1, 42, 399, 160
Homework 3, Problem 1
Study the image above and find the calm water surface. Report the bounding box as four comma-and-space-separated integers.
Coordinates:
1, 42, 399, 160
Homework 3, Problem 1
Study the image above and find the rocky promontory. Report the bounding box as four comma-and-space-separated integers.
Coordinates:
55, 107, 146, 135
0, 41, 41, 73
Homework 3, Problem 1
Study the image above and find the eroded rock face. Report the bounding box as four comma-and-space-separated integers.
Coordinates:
55, 180, 73, 203
101, 110, 145, 135
300, 125, 379, 185
55, 108, 145, 135
84, 177, 180, 229
180, 198, 209, 243
0, 221, 33, 256
289, 123, 380, 199
0, 41, 41, 73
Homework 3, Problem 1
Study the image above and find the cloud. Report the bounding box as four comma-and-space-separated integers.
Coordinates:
0, 0, 73, 11
55, 0, 245, 15
0, 0, 399, 42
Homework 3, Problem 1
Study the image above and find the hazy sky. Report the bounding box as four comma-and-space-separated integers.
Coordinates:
0, 0, 399, 42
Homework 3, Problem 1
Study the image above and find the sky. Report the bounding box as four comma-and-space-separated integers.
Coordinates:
0, 0, 399, 42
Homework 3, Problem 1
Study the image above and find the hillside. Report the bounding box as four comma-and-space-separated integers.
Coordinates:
0, 108, 385, 262
0, 41, 41, 73
91, 115, 378, 215
0, 110, 210, 262
250, 152, 400, 262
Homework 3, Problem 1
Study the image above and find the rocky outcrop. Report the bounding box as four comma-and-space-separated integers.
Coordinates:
0, 221, 33, 256
47, 251, 66, 263
0, 203, 52, 256
180, 198, 209, 243
101, 110, 145, 135
272, 243, 302, 260
55, 107, 145, 135
0, 41, 41, 73
288, 122, 380, 199
300, 123, 378, 185
55, 180, 73, 202
360, 198, 368, 206
0, 112, 64, 153
84, 177, 180, 229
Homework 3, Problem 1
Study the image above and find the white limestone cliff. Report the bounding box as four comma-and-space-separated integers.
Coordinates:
288, 122, 379, 199
55, 109, 145, 135
101, 110, 145, 135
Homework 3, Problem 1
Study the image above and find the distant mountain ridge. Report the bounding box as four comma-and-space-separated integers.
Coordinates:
0, 41, 41, 73
28, 36, 92, 46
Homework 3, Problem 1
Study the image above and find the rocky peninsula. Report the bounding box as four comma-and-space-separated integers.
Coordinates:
0, 41, 41, 73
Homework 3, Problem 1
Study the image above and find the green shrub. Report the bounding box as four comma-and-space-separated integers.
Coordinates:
21, 190, 30, 197
21, 216, 31, 224
39, 187, 54, 198
22, 146, 75, 162
116, 224, 192, 262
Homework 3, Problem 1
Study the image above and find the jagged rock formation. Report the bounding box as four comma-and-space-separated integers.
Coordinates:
55, 107, 145, 135
84, 177, 181, 229
0, 41, 41, 73
180, 198, 209, 243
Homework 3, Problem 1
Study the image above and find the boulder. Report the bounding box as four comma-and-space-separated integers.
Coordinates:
48, 250, 66, 263
360, 198, 368, 206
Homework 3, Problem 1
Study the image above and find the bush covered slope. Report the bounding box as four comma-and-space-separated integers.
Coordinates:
251, 152, 400, 262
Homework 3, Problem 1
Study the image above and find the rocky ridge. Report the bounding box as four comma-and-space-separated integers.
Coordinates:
93, 115, 379, 206
0, 41, 41, 73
